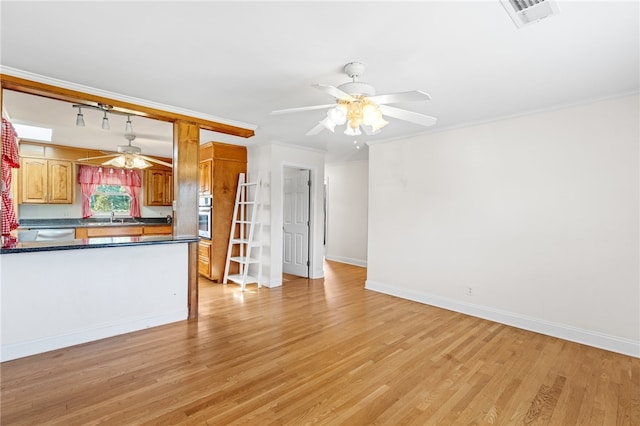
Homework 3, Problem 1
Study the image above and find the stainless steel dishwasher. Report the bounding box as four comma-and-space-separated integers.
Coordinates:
35, 229, 75, 241
28, 229, 76, 241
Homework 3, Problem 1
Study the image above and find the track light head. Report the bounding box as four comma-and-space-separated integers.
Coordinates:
76, 109, 85, 127
125, 116, 133, 133
101, 111, 110, 130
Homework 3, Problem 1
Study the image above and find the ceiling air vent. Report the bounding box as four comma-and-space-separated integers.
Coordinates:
500, 0, 560, 28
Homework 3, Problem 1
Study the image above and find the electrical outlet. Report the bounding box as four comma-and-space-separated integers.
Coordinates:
467, 287, 473, 296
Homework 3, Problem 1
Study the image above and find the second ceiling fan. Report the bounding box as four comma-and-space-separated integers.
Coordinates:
77, 132, 172, 169
271, 62, 437, 136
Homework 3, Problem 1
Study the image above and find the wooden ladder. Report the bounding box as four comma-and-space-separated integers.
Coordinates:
223, 173, 262, 291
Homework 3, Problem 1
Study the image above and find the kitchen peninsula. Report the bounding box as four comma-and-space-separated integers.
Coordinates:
1, 233, 197, 362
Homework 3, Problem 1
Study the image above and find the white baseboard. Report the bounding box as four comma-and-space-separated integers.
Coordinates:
325, 255, 367, 268
365, 280, 640, 358
1, 310, 188, 362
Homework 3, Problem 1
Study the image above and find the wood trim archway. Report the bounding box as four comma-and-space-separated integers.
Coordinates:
1, 73, 255, 319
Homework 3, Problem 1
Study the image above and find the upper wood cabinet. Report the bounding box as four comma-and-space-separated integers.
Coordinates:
199, 159, 212, 195
20, 157, 74, 204
145, 169, 173, 206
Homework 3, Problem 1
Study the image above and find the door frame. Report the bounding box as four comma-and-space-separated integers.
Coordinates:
281, 161, 320, 280
282, 166, 311, 278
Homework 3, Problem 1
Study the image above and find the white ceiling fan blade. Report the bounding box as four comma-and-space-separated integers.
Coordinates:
305, 123, 326, 136
77, 154, 118, 161
368, 90, 431, 105
312, 84, 356, 102
271, 104, 335, 115
378, 105, 438, 127
139, 155, 173, 168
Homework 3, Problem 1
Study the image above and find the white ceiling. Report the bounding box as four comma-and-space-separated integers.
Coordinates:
1, 1, 638, 163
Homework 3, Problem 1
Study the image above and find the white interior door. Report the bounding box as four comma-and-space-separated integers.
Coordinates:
283, 167, 310, 277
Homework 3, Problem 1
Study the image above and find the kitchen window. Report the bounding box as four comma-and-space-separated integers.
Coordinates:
90, 185, 132, 215
78, 165, 142, 218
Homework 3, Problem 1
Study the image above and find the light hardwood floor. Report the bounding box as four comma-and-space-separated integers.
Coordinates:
2, 261, 639, 425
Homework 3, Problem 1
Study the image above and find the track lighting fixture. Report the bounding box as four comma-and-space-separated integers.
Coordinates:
72, 103, 136, 134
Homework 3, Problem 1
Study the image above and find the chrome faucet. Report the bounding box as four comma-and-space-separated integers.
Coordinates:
110, 210, 115, 223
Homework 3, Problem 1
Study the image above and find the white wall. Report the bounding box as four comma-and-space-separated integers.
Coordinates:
325, 160, 368, 267
247, 143, 273, 284
366, 94, 640, 357
248, 142, 325, 286
1, 242, 189, 361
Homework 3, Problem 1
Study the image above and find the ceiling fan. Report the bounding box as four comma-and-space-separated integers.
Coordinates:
271, 62, 437, 136
77, 132, 172, 169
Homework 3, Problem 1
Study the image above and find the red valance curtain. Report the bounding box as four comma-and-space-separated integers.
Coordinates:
77, 165, 142, 218
1, 118, 20, 237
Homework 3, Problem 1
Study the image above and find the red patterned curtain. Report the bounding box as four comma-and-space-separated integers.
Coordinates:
77, 165, 142, 218
1, 118, 20, 237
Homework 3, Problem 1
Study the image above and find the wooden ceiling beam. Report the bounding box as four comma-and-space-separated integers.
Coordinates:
0, 74, 255, 138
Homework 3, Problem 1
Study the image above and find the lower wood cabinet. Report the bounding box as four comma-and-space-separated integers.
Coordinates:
143, 225, 173, 235
198, 239, 212, 279
75, 226, 143, 239
75, 225, 172, 239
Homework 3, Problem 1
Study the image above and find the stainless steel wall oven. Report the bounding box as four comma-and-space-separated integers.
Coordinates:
198, 195, 212, 239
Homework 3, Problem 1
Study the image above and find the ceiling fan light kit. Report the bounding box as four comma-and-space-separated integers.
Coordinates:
103, 155, 152, 169
76, 126, 172, 170
271, 61, 437, 143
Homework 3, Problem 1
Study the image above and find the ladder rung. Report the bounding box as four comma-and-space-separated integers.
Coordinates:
231, 238, 258, 244
238, 201, 256, 205
231, 238, 260, 246
227, 274, 260, 285
230, 256, 260, 264
239, 182, 258, 186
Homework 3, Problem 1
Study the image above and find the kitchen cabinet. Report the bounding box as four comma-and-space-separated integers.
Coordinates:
199, 159, 212, 195
198, 239, 212, 278
199, 142, 247, 281
76, 226, 143, 238
19, 157, 74, 204
143, 225, 173, 236
145, 169, 173, 206
75, 225, 171, 239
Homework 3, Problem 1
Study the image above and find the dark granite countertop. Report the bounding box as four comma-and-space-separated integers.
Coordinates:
18, 217, 172, 229
1, 235, 198, 254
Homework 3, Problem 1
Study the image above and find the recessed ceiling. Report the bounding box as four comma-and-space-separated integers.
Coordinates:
1, 1, 638, 163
